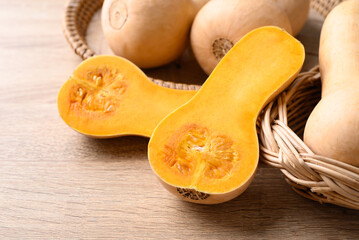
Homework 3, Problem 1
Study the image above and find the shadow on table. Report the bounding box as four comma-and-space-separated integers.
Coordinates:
76, 136, 359, 237
79, 135, 149, 161
172, 166, 285, 233
173, 163, 359, 235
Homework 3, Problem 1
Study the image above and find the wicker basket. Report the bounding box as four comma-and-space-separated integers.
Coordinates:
62, 0, 359, 210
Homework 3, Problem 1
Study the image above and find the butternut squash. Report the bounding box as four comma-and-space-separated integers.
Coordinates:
304, 0, 359, 167
191, 0, 211, 13
190, 0, 309, 75
57, 55, 196, 138
274, 0, 310, 36
101, 0, 206, 69
190, 0, 292, 75
148, 26, 305, 204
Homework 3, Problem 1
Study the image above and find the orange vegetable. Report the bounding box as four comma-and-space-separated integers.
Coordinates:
148, 26, 305, 204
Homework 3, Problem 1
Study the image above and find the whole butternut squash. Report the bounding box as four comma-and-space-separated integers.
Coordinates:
304, 0, 359, 167
148, 27, 305, 204
191, 0, 210, 12
190, 0, 309, 75
190, 0, 292, 75
274, 0, 310, 36
101, 0, 208, 69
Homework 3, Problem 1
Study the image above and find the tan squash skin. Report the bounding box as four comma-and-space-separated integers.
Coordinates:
304, 0, 359, 167
190, 0, 292, 75
191, 0, 210, 13
57, 55, 196, 138
101, 0, 195, 69
274, 0, 310, 36
149, 27, 305, 204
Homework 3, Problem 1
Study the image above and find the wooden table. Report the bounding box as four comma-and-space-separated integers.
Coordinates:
1, 1, 358, 239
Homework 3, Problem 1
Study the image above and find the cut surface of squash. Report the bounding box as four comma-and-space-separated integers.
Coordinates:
148, 26, 305, 204
57, 55, 196, 138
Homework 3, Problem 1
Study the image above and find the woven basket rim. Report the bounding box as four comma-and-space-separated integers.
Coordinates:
258, 65, 359, 210
62, 0, 359, 210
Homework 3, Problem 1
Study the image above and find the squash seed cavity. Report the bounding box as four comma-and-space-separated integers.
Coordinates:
163, 124, 239, 180
69, 66, 127, 113
212, 38, 234, 60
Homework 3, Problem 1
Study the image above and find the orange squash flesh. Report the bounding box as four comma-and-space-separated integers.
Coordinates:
148, 26, 305, 204
57, 56, 196, 138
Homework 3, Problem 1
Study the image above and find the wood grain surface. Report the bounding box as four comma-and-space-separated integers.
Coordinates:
0, 1, 358, 239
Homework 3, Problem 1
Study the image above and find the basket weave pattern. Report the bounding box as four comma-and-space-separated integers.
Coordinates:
63, 0, 103, 59
258, 66, 359, 210
62, 0, 359, 209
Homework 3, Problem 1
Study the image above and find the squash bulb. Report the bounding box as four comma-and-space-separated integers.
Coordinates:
102, 0, 198, 69
191, 0, 211, 13
190, 0, 293, 75
274, 0, 310, 36
57, 55, 197, 138
304, 0, 359, 167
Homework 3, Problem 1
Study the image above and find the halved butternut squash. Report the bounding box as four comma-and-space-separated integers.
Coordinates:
57, 55, 196, 138
148, 26, 305, 204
